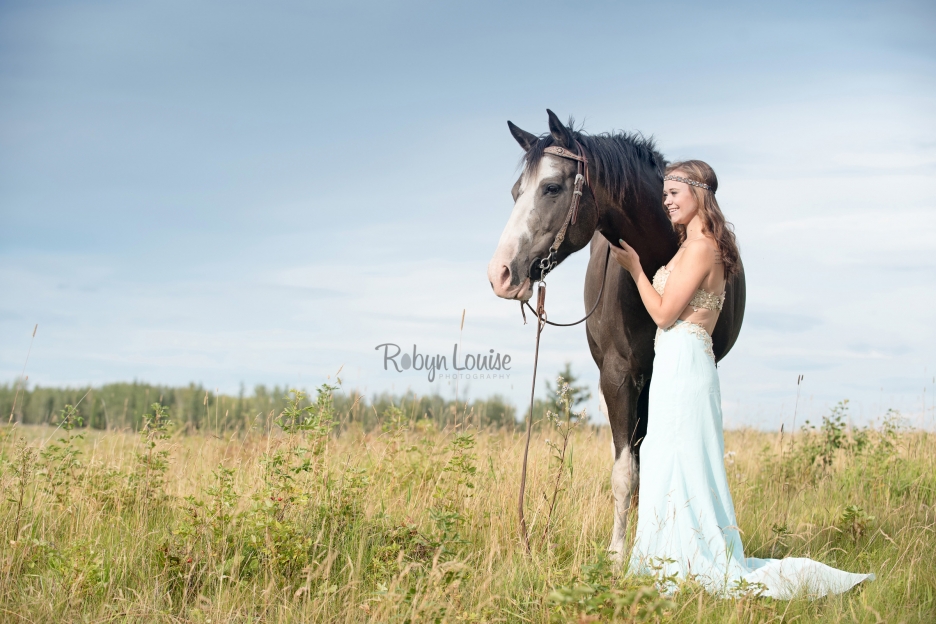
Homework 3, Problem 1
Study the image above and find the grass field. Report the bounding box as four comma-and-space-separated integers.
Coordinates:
1, 387, 934, 623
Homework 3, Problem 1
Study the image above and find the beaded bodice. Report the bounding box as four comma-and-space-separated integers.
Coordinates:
651, 266, 723, 362
652, 267, 726, 313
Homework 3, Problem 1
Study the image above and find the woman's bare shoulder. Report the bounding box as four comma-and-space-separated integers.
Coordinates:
682, 237, 720, 261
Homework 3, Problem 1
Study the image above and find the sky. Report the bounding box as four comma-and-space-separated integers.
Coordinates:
2, 0, 935, 430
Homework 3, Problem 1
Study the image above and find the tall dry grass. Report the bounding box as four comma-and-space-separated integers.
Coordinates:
0, 389, 933, 623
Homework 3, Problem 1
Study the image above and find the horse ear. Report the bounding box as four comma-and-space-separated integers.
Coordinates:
547, 109, 573, 148
507, 121, 538, 151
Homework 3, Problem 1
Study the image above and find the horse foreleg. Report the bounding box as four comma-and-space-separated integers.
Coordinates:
600, 376, 644, 564
610, 446, 638, 563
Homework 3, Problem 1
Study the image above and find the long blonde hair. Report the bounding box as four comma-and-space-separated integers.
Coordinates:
665, 160, 740, 278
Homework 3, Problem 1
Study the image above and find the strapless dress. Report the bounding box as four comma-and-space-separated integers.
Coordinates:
628, 266, 875, 599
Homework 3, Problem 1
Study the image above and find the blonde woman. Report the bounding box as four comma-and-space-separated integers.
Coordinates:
610, 160, 874, 598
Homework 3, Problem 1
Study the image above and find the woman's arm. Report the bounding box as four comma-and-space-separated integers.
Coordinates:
609, 239, 713, 329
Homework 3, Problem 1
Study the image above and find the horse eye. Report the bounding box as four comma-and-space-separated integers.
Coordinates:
545, 184, 560, 195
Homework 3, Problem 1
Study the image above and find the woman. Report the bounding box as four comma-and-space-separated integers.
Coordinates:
609, 160, 874, 599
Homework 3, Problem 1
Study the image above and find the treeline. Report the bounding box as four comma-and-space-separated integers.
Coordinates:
0, 381, 524, 433
1, 364, 593, 434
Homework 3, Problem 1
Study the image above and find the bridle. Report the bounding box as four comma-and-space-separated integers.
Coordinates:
528, 141, 592, 283
515, 140, 613, 554
520, 140, 610, 329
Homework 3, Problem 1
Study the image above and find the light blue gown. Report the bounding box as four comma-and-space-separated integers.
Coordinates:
628, 268, 874, 600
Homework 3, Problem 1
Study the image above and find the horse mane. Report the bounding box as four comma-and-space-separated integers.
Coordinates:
522, 119, 667, 208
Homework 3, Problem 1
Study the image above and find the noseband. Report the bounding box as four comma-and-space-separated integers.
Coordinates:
528, 140, 591, 282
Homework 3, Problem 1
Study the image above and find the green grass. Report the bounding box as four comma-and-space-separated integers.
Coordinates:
0, 391, 933, 623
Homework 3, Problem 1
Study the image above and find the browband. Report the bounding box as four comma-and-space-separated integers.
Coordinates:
543, 145, 587, 163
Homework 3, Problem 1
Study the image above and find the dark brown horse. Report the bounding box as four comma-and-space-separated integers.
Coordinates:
487, 110, 745, 559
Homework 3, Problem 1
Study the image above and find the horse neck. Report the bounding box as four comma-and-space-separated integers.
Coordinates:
592, 181, 679, 276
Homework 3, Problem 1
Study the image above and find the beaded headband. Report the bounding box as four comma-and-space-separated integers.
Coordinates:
664, 174, 713, 192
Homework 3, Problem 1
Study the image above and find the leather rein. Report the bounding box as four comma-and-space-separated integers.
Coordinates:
516, 140, 611, 554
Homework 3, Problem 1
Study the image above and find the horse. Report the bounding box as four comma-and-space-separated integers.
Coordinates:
486, 110, 746, 560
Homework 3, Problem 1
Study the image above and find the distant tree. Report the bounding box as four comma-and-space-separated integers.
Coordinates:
545, 362, 592, 415
470, 394, 517, 429
521, 363, 592, 425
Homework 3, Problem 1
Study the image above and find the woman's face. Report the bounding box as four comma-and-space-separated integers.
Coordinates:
663, 174, 699, 225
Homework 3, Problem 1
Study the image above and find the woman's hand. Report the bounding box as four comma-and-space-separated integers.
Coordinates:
610, 238, 641, 277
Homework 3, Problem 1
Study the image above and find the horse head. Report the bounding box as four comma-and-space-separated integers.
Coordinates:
487, 110, 600, 301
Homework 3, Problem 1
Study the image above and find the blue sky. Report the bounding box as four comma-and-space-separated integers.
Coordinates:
2, 0, 935, 429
